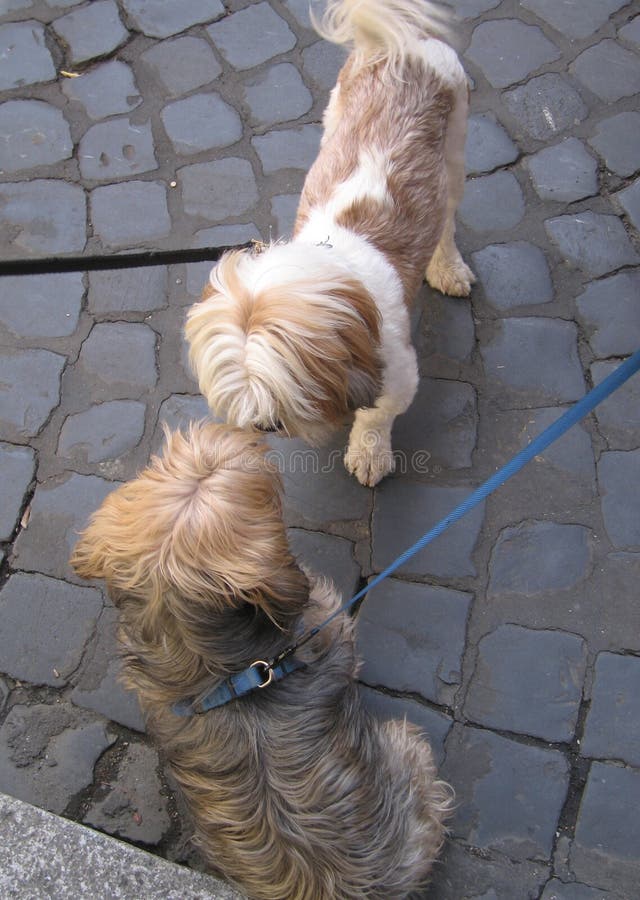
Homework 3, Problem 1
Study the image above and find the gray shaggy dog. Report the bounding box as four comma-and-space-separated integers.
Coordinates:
71, 422, 451, 899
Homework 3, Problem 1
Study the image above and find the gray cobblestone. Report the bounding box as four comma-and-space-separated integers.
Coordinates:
418, 293, 475, 365
252, 124, 322, 174
0, 573, 103, 687
58, 400, 146, 464
206, 3, 296, 70
0, 100, 72, 175
243, 63, 313, 128
302, 39, 347, 91
271, 193, 299, 235
90, 181, 171, 249
459, 170, 525, 232
616, 177, 640, 232
0, 180, 86, 257
0, 443, 35, 542
0, 272, 83, 338
525, 138, 598, 203
466, 19, 560, 89
73, 323, 157, 401
88, 266, 168, 314
0, 21, 55, 91
545, 212, 639, 278
179, 158, 258, 222
588, 112, 640, 178
161, 93, 242, 156
620, 15, 640, 47
576, 271, 640, 358
122, 0, 224, 39
52, 0, 128, 65
582, 653, 640, 767
591, 360, 640, 450
287, 529, 360, 601
61, 60, 142, 121
541, 880, 621, 900
465, 113, 519, 176
472, 241, 553, 310
140, 36, 222, 97
443, 725, 569, 859
572, 40, 640, 103
522, 0, 629, 40
597, 450, 640, 550
192, 223, 258, 248
503, 74, 588, 141
357, 579, 471, 706
0, 348, 65, 441
464, 624, 587, 741
79, 118, 157, 181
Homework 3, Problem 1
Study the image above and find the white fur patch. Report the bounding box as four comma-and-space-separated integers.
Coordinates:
325, 147, 394, 220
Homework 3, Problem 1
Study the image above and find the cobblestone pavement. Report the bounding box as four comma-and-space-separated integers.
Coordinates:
1, 0, 639, 897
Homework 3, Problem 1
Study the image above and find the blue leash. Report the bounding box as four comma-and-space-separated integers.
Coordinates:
175, 349, 640, 715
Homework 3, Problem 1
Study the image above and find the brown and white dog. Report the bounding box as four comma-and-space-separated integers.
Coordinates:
70, 422, 451, 899
186, 0, 474, 486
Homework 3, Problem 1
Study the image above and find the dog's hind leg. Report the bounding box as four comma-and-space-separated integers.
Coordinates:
425, 53, 475, 298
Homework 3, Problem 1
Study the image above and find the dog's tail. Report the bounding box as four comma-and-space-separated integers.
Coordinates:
313, 0, 451, 75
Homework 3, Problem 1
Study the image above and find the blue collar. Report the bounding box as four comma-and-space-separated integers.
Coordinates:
172, 654, 305, 716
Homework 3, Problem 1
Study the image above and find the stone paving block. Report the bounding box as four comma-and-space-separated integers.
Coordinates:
268, 432, 371, 527
576, 271, 640, 358
161, 93, 242, 156
0, 100, 72, 175
44, 0, 85, 6
430, 840, 549, 900
287, 528, 360, 601
61, 60, 142, 121
442, 725, 569, 859
572, 40, 640, 103
244, 63, 313, 128
525, 138, 598, 203
179, 158, 258, 222
0, 272, 83, 338
616, 177, 640, 232
122, 0, 224, 39
0, 443, 35, 541
545, 212, 639, 278
0, 704, 115, 815
591, 360, 640, 451
0, 348, 65, 441
84, 742, 170, 844
465, 19, 561, 89
572, 762, 640, 895
465, 113, 519, 176
588, 112, 640, 178
359, 685, 452, 767
74, 322, 157, 401
251, 125, 322, 175
79, 118, 157, 181
192, 223, 258, 248
472, 241, 553, 310
480, 317, 585, 406
58, 400, 146, 464
541, 880, 621, 900
0, 180, 86, 257
0, 21, 55, 91
372, 480, 485, 578
271, 193, 299, 236
356, 578, 472, 706
582, 653, 640, 767
620, 15, 640, 47
489, 521, 591, 597
140, 36, 222, 97
152, 394, 213, 454
418, 293, 475, 365
0, 573, 103, 687
597, 450, 640, 550
52, 0, 128, 65
11, 472, 116, 580
521, 0, 629, 40
391, 378, 477, 471
206, 3, 296, 71
503, 74, 588, 141
186, 260, 215, 299
302, 39, 347, 91
91, 181, 171, 249
464, 623, 587, 742
88, 265, 168, 314
458, 171, 525, 233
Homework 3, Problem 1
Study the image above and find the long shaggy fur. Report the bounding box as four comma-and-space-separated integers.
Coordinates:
70, 423, 452, 900
186, 0, 473, 486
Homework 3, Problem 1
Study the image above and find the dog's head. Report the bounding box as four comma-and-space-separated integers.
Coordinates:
185, 244, 383, 444
70, 423, 308, 642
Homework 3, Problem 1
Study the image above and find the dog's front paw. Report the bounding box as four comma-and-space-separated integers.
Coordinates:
344, 430, 395, 487
426, 254, 476, 298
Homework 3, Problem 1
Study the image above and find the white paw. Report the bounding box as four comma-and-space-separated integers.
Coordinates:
344, 430, 395, 487
426, 255, 476, 298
